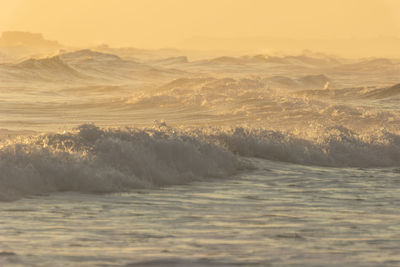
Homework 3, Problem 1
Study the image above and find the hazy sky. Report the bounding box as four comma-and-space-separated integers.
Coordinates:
1, 0, 400, 48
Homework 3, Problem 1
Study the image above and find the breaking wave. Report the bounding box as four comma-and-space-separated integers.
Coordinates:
208, 126, 400, 168
2, 123, 400, 201
0, 124, 239, 201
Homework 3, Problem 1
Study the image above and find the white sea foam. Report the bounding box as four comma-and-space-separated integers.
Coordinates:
207, 126, 400, 167
0, 124, 239, 201
2, 122, 400, 201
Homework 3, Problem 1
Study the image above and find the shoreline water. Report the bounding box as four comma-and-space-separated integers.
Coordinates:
1, 158, 399, 266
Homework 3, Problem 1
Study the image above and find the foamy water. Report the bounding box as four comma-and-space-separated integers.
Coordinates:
1, 49, 400, 266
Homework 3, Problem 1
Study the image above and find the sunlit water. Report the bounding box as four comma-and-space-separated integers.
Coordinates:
1, 159, 400, 266
1, 50, 400, 266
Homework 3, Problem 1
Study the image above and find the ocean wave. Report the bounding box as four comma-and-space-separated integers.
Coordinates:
2, 123, 400, 201
0, 124, 239, 201
4, 56, 86, 82
207, 126, 400, 168
363, 83, 400, 99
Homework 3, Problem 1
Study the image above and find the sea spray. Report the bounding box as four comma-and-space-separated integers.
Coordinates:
0, 124, 239, 201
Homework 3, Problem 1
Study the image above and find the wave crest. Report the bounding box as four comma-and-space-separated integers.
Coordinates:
209, 126, 400, 167
2, 123, 400, 201
0, 124, 238, 201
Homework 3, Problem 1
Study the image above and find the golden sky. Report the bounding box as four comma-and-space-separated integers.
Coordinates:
1, 0, 399, 49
